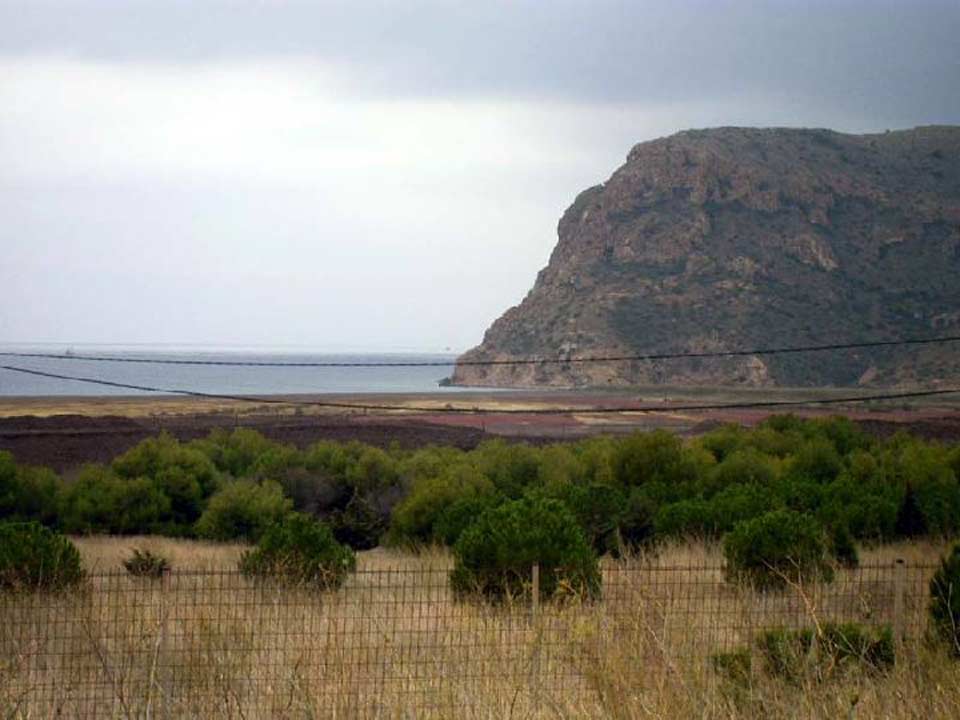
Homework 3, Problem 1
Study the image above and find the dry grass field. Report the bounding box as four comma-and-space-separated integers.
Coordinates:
1, 537, 958, 718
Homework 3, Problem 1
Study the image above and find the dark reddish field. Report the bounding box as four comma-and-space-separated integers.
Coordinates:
1, 390, 958, 473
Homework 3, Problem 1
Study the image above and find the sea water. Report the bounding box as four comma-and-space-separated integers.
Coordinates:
0, 346, 464, 397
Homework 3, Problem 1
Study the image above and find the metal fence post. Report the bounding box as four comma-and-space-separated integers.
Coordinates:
531, 563, 540, 621
893, 558, 906, 642
530, 563, 541, 701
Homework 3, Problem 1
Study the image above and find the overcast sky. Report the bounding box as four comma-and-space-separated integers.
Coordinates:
2, 1, 959, 352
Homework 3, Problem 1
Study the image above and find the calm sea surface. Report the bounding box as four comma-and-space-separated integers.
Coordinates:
0, 348, 466, 397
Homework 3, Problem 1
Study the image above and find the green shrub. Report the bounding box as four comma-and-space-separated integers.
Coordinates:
724, 510, 834, 591
113, 434, 220, 529
774, 476, 824, 515
0, 521, 85, 591
611, 430, 713, 488
884, 440, 960, 536
388, 464, 493, 546
949, 446, 960, 482
809, 416, 870, 456
912, 472, 960, 537
123, 548, 171, 578
0, 453, 60, 526
655, 481, 778, 539
195, 480, 292, 542
537, 444, 588, 487
58, 466, 172, 535
548, 482, 625, 555
711, 647, 753, 685
474, 441, 542, 499
820, 623, 895, 672
345, 446, 400, 494
828, 523, 859, 568
654, 499, 716, 538
12, 466, 61, 526
787, 439, 843, 484
745, 425, 802, 458
756, 624, 894, 682
929, 543, 960, 657
278, 465, 346, 516
709, 483, 779, 533
433, 493, 502, 547
895, 484, 928, 537
190, 428, 279, 477
820, 476, 898, 540
706, 448, 777, 494
57, 466, 120, 534
619, 487, 657, 548
450, 497, 600, 601
760, 414, 807, 435
239, 513, 355, 588
755, 627, 815, 682
328, 493, 386, 550
699, 424, 746, 462
0, 451, 15, 503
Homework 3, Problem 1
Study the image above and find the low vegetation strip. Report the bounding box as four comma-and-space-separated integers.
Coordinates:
0, 559, 943, 718
2, 414, 959, 557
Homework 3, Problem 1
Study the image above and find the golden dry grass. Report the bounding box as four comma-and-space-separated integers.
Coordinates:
72, 535, 249, 573
1, 537, 958, 719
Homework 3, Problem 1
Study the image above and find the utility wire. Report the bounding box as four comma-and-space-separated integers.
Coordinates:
2, 363, 958, 415
1, 334, 959, 368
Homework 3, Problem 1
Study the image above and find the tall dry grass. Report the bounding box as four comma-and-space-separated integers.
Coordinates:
0, 537, 957, 718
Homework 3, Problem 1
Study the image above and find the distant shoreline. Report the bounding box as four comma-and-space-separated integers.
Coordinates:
1, 386, 957, 421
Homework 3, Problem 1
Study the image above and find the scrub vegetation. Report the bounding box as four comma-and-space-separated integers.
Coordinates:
1, 415, 960, 715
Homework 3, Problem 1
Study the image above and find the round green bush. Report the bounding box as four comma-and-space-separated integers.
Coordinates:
654, 499, 716, 539
786, 440, 844, 484
239, 513, 355, 589
929, 543, 960, 657
433, 493, 502, 547
0, 521, 85, 591
550, 482, 625, 555
706, 448, 777, 494
612, 430, 712, 488
723, 510, 834, 591
0, 452, 59, 526
195, 479, 292, 542
450, 496, 600, 601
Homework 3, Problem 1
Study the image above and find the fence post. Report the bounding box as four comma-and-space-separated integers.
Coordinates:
892, 558, 906, 642
530, 563, 542, 700
531, 563, 540, 621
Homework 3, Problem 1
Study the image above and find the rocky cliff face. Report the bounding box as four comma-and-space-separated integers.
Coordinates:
453, 126, 960, 388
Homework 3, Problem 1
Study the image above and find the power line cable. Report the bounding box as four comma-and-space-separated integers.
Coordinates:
2, 363, 958, 415
1, 334, 959, 368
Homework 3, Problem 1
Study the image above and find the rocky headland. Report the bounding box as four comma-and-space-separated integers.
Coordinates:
453, 126, 960, 388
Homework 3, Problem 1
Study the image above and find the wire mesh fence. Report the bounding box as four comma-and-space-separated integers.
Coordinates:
0, 559, 941, 718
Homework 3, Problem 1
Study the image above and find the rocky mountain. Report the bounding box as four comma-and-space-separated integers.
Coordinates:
453, 126, 960, 388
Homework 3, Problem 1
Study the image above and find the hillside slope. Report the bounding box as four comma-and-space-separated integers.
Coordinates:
453, 126, 960, 388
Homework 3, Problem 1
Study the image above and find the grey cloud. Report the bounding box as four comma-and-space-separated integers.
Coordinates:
2, 0, 959, 350
2, 1, 959, 122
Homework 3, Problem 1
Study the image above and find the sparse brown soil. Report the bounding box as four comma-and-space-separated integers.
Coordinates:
0, 411, 482, 473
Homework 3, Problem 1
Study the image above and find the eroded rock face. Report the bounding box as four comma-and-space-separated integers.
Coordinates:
454, 126, 960, 388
